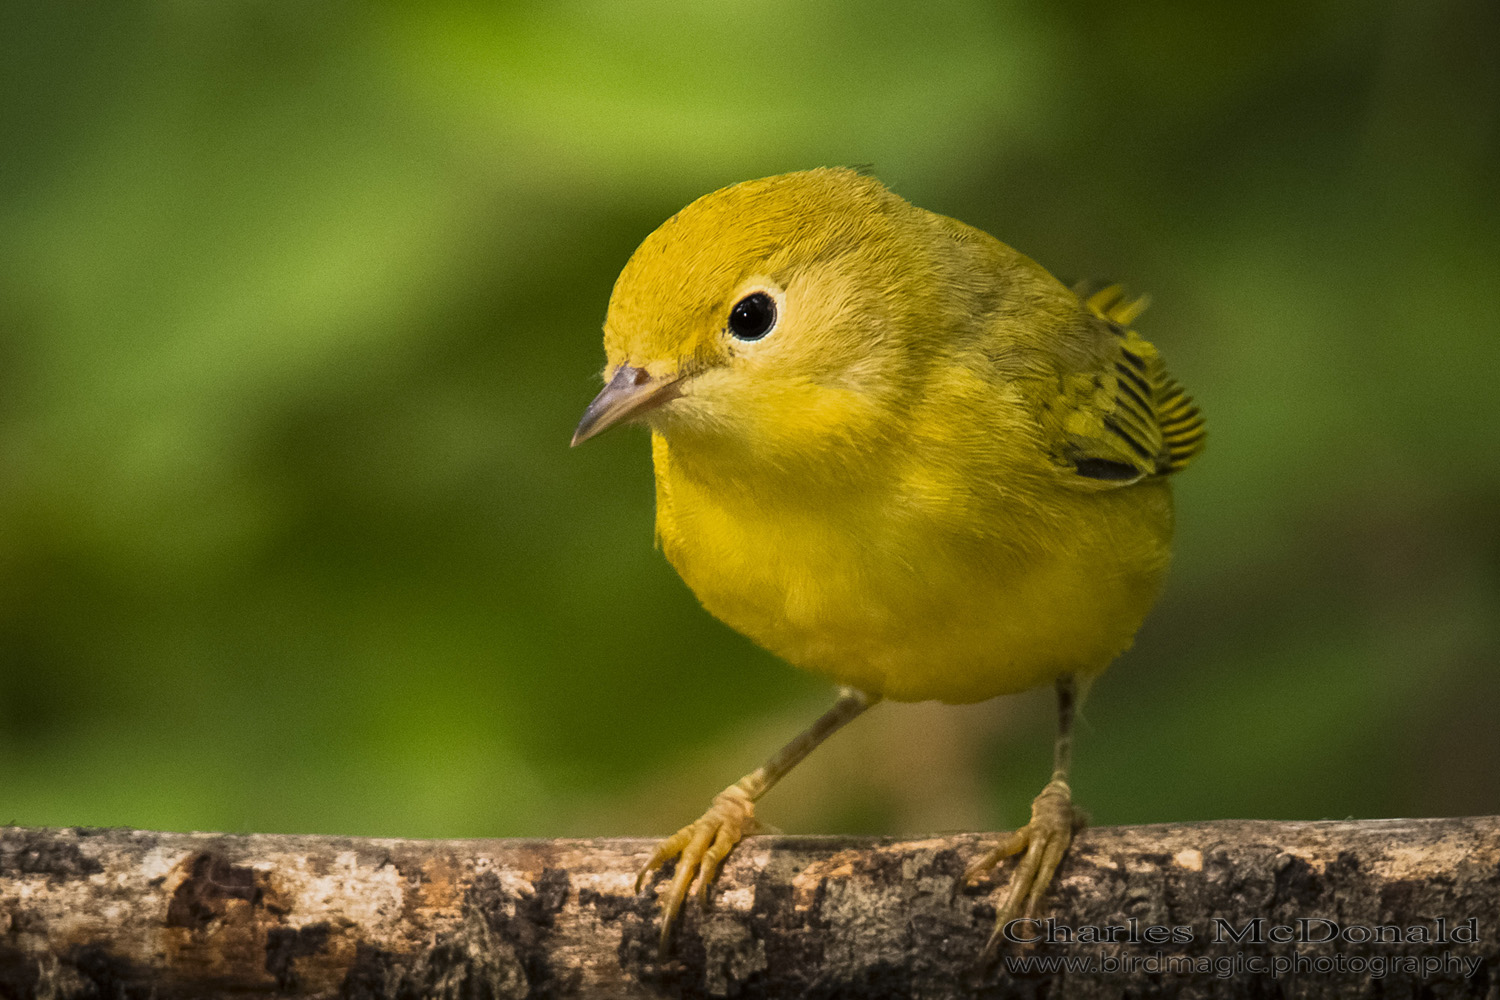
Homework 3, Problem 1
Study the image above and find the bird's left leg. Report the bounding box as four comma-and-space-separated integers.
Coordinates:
967, 674, 1082, 958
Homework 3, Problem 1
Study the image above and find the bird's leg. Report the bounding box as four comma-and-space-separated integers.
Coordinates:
967, 675, 1082, 960
637, 687, 878, 956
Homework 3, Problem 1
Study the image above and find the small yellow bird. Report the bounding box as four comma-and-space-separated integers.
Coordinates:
572, 168, 1204, 957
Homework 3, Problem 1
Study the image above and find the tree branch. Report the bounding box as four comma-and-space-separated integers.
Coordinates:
0, 818, 1494, 998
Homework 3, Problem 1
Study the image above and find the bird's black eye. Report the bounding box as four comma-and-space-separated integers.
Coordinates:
727, 292, 777, 341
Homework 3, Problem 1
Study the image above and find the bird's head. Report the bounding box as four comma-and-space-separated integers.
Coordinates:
572, 169, 948, 467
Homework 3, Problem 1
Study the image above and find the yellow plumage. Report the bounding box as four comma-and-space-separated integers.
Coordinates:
603, 169, 1201, 702
573, 167, 1203, 955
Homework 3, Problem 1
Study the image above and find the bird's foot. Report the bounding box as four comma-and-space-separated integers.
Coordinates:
636, 782, 769, 957
965, 776, 1079, 961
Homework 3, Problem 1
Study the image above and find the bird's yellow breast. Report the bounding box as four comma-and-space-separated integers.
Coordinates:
650, 427, 1174, 704
580, 169, 1202, 705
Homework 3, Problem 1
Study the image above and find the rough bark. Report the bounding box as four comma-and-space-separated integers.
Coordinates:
0, 818, 1495, 999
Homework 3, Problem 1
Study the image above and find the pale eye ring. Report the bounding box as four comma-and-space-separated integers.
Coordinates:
727, 291, 777, 341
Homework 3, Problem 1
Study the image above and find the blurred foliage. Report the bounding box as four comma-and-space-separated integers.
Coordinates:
0, 0, 1496, 839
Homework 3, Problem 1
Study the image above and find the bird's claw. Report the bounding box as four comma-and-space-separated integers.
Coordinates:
637, 783, 765, 957
966, 777, 1078, 961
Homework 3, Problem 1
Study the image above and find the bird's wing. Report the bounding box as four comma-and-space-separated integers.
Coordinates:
1043, 283, 1206, 486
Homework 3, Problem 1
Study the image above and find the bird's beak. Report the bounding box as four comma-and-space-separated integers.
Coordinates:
571, 365, 682, 446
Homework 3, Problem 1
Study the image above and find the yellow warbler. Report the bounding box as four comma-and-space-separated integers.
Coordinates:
572, 168, 1204, 957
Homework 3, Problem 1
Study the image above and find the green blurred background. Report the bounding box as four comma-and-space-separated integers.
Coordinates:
1, 0, 1496, 840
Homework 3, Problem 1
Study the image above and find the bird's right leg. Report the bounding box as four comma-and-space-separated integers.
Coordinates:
637, 687, 878, 956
